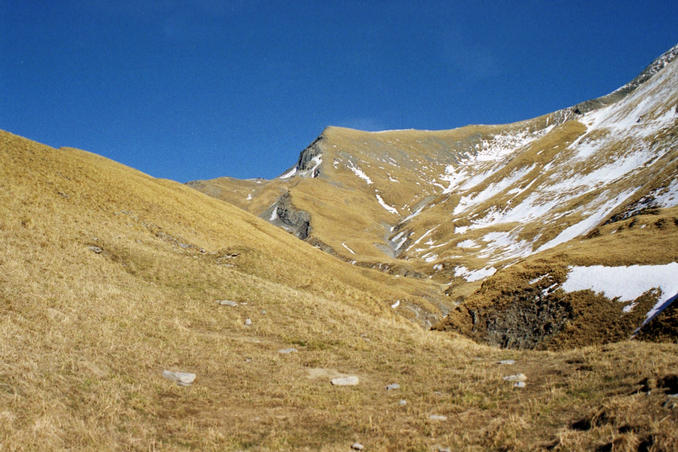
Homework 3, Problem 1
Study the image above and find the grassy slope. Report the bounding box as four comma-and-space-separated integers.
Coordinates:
2, 130, 678, 450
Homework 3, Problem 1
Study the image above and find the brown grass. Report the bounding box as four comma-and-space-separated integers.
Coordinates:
2, 129, 678, 450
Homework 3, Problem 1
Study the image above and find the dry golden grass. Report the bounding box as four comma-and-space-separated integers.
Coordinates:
2, 129, 678, 450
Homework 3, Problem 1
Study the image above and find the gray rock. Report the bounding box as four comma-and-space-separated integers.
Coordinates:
263, 192, 311, 239
88, 246, 103, 254
514, 381, 526, 388
498, 359, 516, 365
429, 414, 447, 421
162, 370, 196, 386
216, 300, 238, 307
503, 373, 527, 382
351, 443, 364, 451
244, 318, 252, 326
278, 348, 298, 354
398, 399, 407, 406
331, 376, 359, 386
386, 383, 400, 391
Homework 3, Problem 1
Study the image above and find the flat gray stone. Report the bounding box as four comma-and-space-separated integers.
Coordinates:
162, 370, 196, 386
503, 373, 527, 382
398, 399, 407, 406
331, 376, 359, 386
351, 443, 364, 450
514, 381, 526, 388
498, 359, 516, 365
386, 383, 400, 390
429, 414, 447, 421
88, 246, 103, 254
278, 348, 298, 354
244, 318, 252, 326
216, 300, 238, 307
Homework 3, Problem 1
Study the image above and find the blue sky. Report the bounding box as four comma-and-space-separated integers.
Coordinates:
2, 1, 676, 182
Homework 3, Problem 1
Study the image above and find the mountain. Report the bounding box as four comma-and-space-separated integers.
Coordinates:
2, 44, 678, 450
191, 43, 678, 349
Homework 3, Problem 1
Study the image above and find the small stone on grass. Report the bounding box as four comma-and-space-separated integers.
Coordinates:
162, 370, 196, 386
216, 300, 238, 307
498, 359, 516, 365
331, 376, 359, 386
514, 381, 526, 388
503, 373, 527, 382
351, 442, 364, 450
386, 383, 400, 390
429, 414, 447, 421
278, 348, 298, 354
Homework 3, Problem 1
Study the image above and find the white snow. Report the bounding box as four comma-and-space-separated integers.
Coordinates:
391, 300, 401, 309
342, 242, 356, 255
423, 253, 438, 263
407, 227, 438, 250
279, 167, 297, 179
467, 193, 561, 230
376, 194, 399, 215
269, 208, 278, 221
454, 266, 497, 282
400, 203, 427, 223
546, 150, 652, 194
440, 165, 467, 194
536, 188, 637, 253
457, 239, 479, 248
561, 263, 678, 323
388, 174, 399, 183
529, 274, 549, 285
454, 225, 469, 234
477, 231, 533, 262
298, 155, 323, 177
347, 161, 373, 185
391, 230, 410, 250
453, 165, 535, 215
653, 179, 678, 208
246, 193, 252, 201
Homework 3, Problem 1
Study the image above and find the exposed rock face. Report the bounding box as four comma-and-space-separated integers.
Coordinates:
263, 192, 311, 239
295, 136, 323, 177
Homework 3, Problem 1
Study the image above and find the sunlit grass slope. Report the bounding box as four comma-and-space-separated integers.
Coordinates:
1, 129, 678, 450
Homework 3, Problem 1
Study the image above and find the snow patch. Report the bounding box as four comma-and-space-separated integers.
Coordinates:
347, 161, 373, 185
562, 263, 678, 324
376, 194, 399, 215
536, 188, 638, 252
457, 239, 479, 248
454, 165, 535, 215
342, 242, 356, 255
454, 266, 497, 282
279, 167, 297, 179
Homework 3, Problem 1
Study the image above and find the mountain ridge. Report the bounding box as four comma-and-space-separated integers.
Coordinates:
190, 42, 678, 348
2, 44, 678, 450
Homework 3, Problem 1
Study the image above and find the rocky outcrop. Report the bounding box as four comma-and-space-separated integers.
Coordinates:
296, 136, 323, 176
263, 192, 311, 239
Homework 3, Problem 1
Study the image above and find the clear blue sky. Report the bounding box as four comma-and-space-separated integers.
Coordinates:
2, 1, 676, 182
